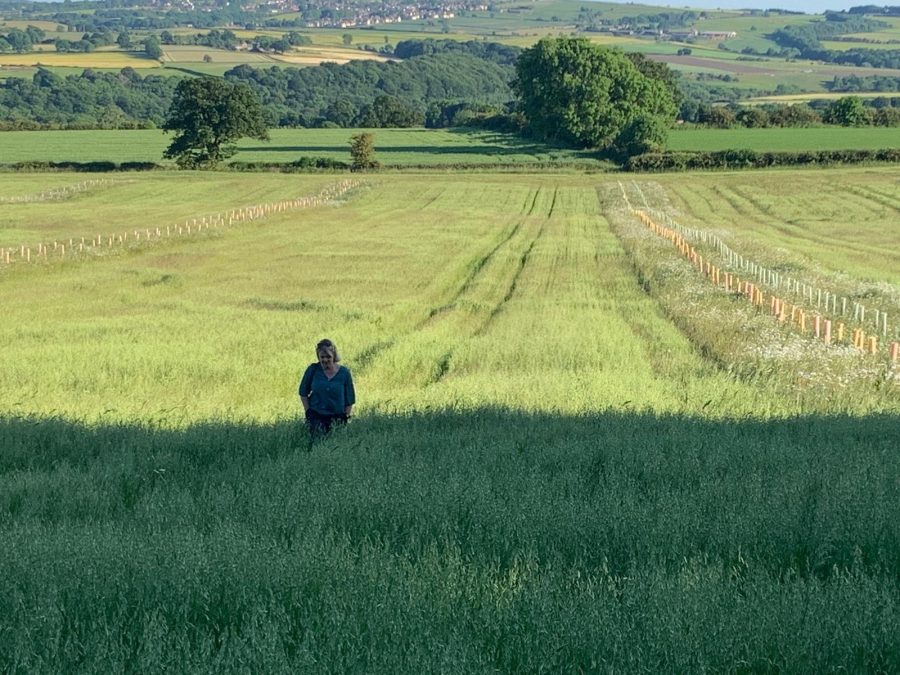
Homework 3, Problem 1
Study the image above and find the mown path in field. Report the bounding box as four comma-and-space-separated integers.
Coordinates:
330, 177, 761, 415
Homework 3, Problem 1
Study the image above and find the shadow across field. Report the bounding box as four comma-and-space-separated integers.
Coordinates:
238, 129, 598, 161
238, 143, 568, 157
1, 408, 898, 671
1, 408, 897, 575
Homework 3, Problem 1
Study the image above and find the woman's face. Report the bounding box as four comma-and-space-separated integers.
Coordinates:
318, 350, 335, 369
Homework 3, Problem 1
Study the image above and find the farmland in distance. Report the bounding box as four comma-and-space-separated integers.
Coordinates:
0, 168, 898, 670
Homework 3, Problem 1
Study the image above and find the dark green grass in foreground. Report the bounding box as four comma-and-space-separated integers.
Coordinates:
2, 410, 897, 671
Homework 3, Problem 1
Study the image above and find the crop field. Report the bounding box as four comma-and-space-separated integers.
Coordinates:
747, 92, 900, 104
0, 168, 898, 671
0, 51, 157, 69
0, 19, 67, 32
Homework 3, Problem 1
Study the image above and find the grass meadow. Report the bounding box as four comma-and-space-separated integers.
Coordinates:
0, 168, 898, 670
667, 126, 900, 153
2, 125, 900, 168
0, 128, 603, 167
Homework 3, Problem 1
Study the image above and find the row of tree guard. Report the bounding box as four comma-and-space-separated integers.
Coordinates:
0, 180, 361, 267
633, 208, 900, 364
626, 182, 895, 343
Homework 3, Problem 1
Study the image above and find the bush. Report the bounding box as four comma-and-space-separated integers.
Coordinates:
227, 158, 350, 172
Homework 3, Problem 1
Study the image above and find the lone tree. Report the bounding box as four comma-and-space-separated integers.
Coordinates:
163, 77, 269, 169
350, 133, 379, 171
512, 38, 677, 159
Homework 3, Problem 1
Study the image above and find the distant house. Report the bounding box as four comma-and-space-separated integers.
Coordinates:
699, 31, 737, 39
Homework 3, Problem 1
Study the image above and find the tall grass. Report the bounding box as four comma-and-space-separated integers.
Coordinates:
1, 411, 898, 672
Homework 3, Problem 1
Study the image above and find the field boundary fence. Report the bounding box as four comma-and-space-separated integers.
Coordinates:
0, 179, 362, 271
619, 182, 899, 363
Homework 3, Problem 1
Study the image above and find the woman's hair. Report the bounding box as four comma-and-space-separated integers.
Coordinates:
316, 338, 340, 362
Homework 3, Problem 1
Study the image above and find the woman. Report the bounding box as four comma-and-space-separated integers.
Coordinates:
299, 338, 355, 437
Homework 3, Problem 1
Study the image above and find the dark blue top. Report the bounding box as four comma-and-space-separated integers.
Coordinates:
299, 363, 356, 415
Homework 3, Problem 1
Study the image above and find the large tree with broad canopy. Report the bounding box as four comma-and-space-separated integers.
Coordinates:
512, 38, 677, 158
163, 77, 269, 169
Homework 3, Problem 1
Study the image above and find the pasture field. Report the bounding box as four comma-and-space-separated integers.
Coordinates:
0, 128, 602, 167
0, 168, 898, 670
270, 46, 393, 66
2, 126, 899, 168
667, 126, 900, 153
160, 45, 275, 66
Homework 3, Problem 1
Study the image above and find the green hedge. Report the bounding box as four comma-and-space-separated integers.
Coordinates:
1, 161, 162, 172
625, 148, 900, 172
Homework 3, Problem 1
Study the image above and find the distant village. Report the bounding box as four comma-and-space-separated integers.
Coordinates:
154, 0, 488, 28
152, 0, 737, 38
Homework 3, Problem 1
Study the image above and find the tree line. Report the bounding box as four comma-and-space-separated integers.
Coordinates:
759, 12, 900, 70
0, 39, 518, 130
685, 97, 900, 128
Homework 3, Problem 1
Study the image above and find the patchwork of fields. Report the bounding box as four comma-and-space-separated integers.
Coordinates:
0, 168, 898, 670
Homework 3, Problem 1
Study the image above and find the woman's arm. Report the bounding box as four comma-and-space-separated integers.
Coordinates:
299, 364, 315, 412
344, 368, 356, 417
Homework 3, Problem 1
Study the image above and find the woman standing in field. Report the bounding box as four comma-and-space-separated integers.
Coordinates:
299, 339, 355, 438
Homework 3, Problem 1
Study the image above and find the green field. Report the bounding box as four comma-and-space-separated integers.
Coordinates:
2, 126, 899, 168
0, 168, 898, 670
668, 126, 900, 152
0, 128, 603, 167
